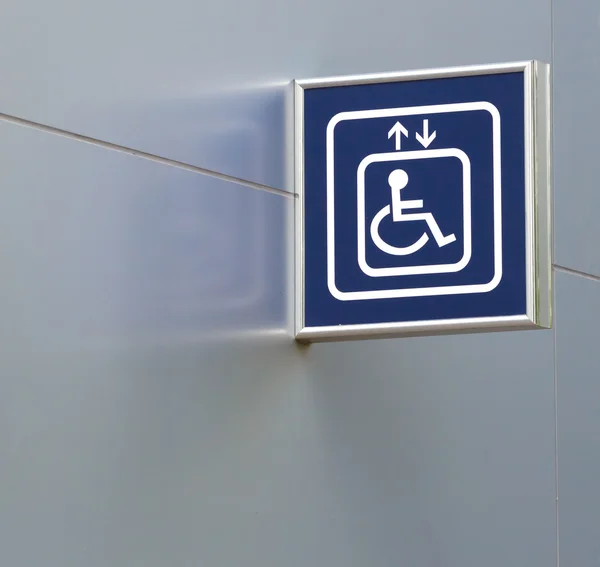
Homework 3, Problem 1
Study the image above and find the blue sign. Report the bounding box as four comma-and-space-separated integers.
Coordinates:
295, 61, 552, 342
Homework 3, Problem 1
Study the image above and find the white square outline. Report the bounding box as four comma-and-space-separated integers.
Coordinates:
357, 148, 472, 277
325, 101, 503, 301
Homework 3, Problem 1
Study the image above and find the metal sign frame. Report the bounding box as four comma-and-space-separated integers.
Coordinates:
294, 60, 552, 343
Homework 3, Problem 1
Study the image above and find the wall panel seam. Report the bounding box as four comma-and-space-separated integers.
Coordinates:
553, 265, 600, 283
0, 112, 293, 199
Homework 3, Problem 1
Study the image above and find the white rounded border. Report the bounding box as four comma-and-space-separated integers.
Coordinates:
325, 102, 502, 301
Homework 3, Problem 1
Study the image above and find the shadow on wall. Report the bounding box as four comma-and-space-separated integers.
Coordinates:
52, 171, 293, 352
0, 113, 292, 358
98, 82, 292, 345
89, 81, 289, 192
122, 173, 291, 346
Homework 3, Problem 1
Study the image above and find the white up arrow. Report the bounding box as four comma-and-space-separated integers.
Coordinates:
415, 119, 436, 148
388, 121, 409, 150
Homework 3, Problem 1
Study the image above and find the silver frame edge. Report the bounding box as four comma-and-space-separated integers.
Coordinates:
294, 60, 552, 343
296, 60, 535, 89
296, 315, 537, 343
532, 61, 553, 328
294, 80, 305, 337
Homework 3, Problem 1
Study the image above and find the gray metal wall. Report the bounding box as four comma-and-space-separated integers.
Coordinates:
0, 0, 597, 564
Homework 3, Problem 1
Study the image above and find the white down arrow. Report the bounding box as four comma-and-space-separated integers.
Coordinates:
415, 119, 436, 148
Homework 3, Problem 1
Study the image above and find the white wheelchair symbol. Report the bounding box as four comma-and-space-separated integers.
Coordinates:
356, 148, 472, 279
370, 168, 456, 256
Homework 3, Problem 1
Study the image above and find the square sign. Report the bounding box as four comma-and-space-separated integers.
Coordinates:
295, 61, 551, 342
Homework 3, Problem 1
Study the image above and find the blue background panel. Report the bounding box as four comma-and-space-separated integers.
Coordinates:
303, 71, 526, 328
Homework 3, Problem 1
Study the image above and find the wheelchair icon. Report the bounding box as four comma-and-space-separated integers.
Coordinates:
370, 168, 456, 256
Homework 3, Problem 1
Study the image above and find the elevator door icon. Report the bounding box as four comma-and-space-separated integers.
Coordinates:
322, 101, 504, 303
